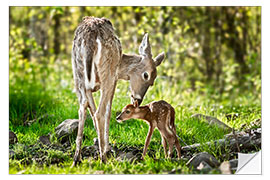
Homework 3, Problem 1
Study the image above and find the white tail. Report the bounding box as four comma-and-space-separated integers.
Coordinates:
71, 17, 165, 166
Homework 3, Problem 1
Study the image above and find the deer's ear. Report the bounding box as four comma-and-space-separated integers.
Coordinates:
154, 52, 165, 67
134, 100, 139, 107
139, 33, 152, 58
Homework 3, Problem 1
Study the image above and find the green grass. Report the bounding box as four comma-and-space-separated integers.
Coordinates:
9, 76, 261, 174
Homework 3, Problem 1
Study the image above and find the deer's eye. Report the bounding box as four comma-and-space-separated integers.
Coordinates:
142, 72, 150, 81
126, 110, 130, 114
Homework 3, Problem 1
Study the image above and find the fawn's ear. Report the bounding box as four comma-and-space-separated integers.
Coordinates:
134, 100, 139, 107
154, 52, 165, 67
139, 33, 152, 58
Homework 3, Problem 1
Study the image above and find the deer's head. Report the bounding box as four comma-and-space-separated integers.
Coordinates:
116, 101, 141, 122
129, 33, 165, 105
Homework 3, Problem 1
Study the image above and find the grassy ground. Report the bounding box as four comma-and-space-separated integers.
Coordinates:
9, 77, 261, 174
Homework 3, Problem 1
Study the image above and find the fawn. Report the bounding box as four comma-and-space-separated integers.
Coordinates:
116, 100, 181, 159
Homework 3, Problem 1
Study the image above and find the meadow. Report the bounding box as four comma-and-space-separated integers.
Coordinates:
9, 71, 261, 174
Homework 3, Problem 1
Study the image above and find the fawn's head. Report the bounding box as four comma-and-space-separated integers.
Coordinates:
116, 101, 141, 122
129, 33, 165, 106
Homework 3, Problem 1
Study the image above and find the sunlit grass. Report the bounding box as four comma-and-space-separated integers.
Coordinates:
9, 72, 261, 174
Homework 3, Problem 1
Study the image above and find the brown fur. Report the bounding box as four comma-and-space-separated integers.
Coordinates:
117, 100, 181, 159
71, 17, 165, 166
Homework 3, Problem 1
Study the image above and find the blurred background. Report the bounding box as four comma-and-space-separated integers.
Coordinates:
9, 7, 261, 126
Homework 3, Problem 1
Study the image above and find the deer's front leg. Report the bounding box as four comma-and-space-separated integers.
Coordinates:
142, 124, 154, 159
95, 81, 116, 163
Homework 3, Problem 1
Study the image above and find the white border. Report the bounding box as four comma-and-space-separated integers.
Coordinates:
2, 0, 269, 179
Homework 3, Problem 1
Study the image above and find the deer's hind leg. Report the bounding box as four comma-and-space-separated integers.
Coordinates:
72, 90, 88, 167
172, 129, 181, 159
86, 90, 97, 130
161, 134, 168, 158
161, 111, 177, 158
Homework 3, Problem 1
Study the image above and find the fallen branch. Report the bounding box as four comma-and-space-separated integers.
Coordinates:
182, 128, 261, 154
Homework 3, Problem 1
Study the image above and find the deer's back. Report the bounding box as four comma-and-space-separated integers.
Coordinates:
148, 100, 175, 124
72, 17, 122, 93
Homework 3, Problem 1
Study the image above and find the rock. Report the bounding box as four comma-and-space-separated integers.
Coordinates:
39, 135, 51, 146
9, 149, 15, 159
219, 161, 231, 174
54, 119, 79, 141
9, 131, 18, 144
81, 145, 99, 159
116, 151, 139, 162
191, 113, 232, 131
229, 159, 238, 171
197, 161, 213, 171
187, 152, 220, 169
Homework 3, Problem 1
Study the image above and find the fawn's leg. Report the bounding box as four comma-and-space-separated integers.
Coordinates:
72, 97, 88, 167
160, 126, 175, 158
161, 134, 168, 158
167, 137, 175, 158
171, 129, 181, 159
142, 124, 155, 159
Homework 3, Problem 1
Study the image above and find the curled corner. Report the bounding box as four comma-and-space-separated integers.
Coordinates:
236, 151, 261, 174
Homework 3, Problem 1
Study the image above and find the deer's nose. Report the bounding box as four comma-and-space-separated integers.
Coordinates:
116, 115, 121, 121
131, 94, 142, 105
135, 98, 142, 106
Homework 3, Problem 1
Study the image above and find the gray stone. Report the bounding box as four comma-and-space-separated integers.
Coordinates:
187, 152, 220, 169
54, 119, 79, 140
197, 161, 213, 171
9, 149, 15, 159
116, 151, 139, 162
191, 114, 232, 131
39, 135, 51, 146
229, 159, 238, 171
9, 131, 18, 144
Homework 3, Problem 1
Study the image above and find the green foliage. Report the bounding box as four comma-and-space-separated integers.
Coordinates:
9, 6, 261, 174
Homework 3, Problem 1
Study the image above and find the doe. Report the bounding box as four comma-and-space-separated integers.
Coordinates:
71, 17, 165, 166
116, 100, 181, 159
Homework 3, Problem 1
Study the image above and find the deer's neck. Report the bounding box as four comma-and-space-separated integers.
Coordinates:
138, 106, 152, 122
118, 53, 141, 80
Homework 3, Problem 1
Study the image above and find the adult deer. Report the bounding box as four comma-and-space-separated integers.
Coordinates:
71, 17, 165, 166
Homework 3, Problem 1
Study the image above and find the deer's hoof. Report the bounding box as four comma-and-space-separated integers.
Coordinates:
101, 154, 107, 163
71, 160, 81, 168
72, 153, 82, 167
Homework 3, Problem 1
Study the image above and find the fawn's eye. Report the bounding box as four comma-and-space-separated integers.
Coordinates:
126, 110, 130, 114
142, 72, 150, 81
